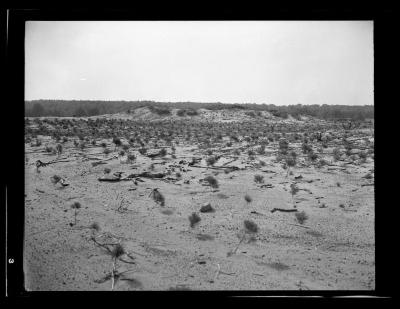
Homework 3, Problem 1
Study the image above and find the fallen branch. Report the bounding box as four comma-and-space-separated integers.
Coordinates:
250, 210, 269, 216
191, 165, 240, 171
35, 159, 73, 167
98, 177, 128, 182
286, 223, 312, 229
260, 184, 274, 188
219, 271, 236, 276
271, 208, 298, 213
221, 159, 238, 166
92, 161, 108, 167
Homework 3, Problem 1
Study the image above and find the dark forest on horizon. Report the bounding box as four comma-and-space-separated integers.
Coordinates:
25, 100, 374, 121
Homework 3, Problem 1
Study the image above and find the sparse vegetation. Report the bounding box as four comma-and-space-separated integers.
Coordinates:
24, 101, 374, 291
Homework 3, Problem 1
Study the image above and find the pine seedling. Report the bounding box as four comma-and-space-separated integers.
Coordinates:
89, 222, 101, 233
204, 175, 219, 189
110, 243, 125, 291
254, 174, 264, 184
285, 152, 297, 177
188, 212, 201, 228
295, 210, 309, 225
149, 188, 165, 206
244, 194, 252, 204
56, 143, 63, 157
290, 183, 299, 207
70, 202, 81, 226
51, 175, 62, 185
228, 220, 259, 256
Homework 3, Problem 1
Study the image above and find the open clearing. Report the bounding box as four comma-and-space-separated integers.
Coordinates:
24, 108, 374, 290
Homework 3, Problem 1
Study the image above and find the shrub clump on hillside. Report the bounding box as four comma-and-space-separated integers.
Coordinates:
149, 106, 171, 116
177, 109, 199, 117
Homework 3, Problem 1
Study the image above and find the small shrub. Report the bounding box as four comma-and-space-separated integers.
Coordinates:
70, 202, 82, 226
278, 139, 289, 153
332, 148, 341, 161
228, 219, 259, 257
159, 148, 167, 157
138, 147, 147, 155
51, 175, 61, 185
204, 175, 219, 188
189, 212, 201, 228
90, 222, 101, 232
111, 243, 125, 259
290, 183, 299, 196
308, 151, 318, 162
244, 194, 252, 203
317, 159, 328, 168
359, 151, 367, 161
295, 211, 308, 225
206, 156, 217, 166
127, 153, 136, 163
257, 145, 266, 155
200, 203, 214, 213
56, 144, 63, 155
285, 155, 296, 168
302, 142, 312, 154
151, 189, 165, 206
254, 174, 264, 183
103, 148, 111, 155
113, 137, 122, 148
244, 220, 259, 233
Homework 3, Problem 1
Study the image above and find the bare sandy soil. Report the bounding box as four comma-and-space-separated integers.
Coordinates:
24, 114, 374, 291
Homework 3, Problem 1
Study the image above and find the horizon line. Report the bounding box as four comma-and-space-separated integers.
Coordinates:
25, 99, 374, 107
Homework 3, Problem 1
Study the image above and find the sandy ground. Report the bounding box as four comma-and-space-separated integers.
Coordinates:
24, 126, 375, 291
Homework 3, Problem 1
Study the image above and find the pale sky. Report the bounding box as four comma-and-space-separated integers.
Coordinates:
25, 21, 373, 105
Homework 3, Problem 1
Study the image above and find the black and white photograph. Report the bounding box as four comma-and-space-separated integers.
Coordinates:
20, 18, 376, 292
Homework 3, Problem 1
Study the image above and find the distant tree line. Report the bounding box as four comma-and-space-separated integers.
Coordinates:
25, 100, 374, 121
